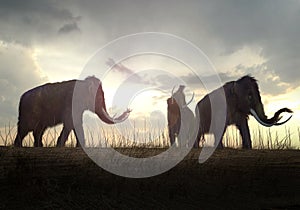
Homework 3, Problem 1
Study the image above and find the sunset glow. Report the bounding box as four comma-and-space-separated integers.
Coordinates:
0, 1, 299, 148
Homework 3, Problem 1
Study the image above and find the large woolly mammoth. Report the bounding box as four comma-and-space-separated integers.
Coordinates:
195, 75, 292, 149
167, 85, 195, 147
14, 76, 131, 147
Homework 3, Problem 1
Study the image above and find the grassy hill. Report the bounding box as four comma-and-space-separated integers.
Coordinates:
0, 147, 299, 209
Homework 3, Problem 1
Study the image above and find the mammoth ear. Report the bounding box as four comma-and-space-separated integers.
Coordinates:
88, 82, 94, 93
89, 83, 96, 94
85, 76, 101, 94
87, 79, 100, 96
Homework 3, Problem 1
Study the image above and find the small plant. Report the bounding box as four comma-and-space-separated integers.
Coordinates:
0, 123, 16, 146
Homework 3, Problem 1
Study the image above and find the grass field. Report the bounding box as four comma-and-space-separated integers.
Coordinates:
1, 123, 299, 149
0, 147, 299, 209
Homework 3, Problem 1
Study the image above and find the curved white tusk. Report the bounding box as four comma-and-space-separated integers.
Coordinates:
274, 114, 293, 126
102, 108, 130, 123
186, 92, 195, 106
171, 86, 176, 96
182, 92, 195, 108
250, 109, 274, 127
171, 85, 176, 104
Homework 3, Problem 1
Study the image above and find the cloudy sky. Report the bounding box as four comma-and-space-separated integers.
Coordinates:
0, 0, 299, 142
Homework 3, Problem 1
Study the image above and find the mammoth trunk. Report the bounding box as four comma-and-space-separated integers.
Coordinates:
250, 104, 292, 127
96, 104, 130, 124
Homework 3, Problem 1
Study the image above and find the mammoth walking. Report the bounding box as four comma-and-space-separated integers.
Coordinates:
195, 75, 292, 149
14, 76, 131, 147
167, 85, 195, 147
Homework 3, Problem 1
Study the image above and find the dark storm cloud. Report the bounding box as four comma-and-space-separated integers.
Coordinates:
181, 73, 236, 86
231, 63, 290, 96
107, 59, 185, 91
1, 0, 298, 91
0, 0, 299, 126
0, 44, 48, 125
1, 0, 299, 88
196, 0, 300, 90
0, 0, 80, 45
58, 22, 81, 34
67, 0, 300, 94
0, 0, 81, 125
106, 58, 142, 80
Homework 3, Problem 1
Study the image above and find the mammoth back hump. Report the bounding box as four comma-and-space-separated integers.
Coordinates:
19, 80, 78, 122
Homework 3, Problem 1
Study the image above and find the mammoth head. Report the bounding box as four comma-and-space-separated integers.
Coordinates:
85, 76, 131, 124
231, 75, 292, 127
170, 85, 194, 108
231, 75, 260, 114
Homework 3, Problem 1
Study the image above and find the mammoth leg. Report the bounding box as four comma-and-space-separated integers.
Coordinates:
14, 125, 29, 147
73, 123, 85, 147
57, 125, 72, 147
194, 124, 205, 148
236, 119, 252, 149
213, 119, 227, 149
33, 127, 46, 147
194, 111, 200, 148
194, 132, 201, 148
213, 127, 226, 149
168, 128, 176, 146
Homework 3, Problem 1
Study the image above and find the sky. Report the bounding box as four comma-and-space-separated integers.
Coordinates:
0, 0, 299, 145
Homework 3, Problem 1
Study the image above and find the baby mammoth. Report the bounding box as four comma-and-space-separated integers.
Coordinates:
167, 85, 195, 147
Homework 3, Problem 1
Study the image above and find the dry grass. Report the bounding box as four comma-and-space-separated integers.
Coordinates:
250, 125, 296, 150
0, 122, 299, 149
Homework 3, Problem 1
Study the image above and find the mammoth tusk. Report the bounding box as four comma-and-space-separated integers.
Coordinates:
171, 85, 176, 104
273, 108, 293, 126
101, 108, 131, 123
186, 92, 195, 106
250, 109, 274, 127
182, 92, 195, 108
274, 114, 293, 126
171, 86, 176, 96
250, 109, 293, 127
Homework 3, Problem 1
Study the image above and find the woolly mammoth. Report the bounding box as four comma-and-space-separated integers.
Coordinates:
14, 76, 131, 147
195, 75, 292, 149
167, 85, 195, 147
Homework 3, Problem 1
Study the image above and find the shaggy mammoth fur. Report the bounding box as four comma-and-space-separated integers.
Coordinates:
14, 76, 130, 147
195, 75, 292, 149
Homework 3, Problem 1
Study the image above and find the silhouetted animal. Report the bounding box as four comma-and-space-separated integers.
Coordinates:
14, 76, 130, 147
167, 85, 194, 147
195, 75, 292, 149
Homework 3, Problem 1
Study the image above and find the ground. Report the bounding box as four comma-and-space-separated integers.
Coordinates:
0, 147, 299, 209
